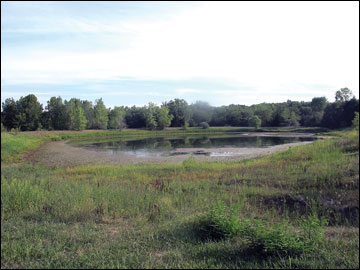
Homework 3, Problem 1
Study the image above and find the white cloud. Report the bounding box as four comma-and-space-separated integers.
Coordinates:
2, 1, 359, 104
175, 88, 204, 95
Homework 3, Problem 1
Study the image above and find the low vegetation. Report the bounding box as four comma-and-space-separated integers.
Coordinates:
1, 126, 358, 268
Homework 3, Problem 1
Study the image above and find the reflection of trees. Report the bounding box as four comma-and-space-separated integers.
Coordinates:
255, 137, 262, 147
81, 135, 308, 154
183, 136, 191, 147
157, 141, 172, 150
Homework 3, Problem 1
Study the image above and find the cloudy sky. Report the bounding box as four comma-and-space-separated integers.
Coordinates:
1, 1, 359, 108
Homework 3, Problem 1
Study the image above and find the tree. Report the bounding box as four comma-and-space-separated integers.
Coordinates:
311, 97, 327, 112
65, 98, 87, 130
209, 106, 228, 126
144, 102, 158, 130
40, 111, 51, 130
335, 88, 354, 103
226, 105, 253, 126
2, 98, 20, 130
125, 106, 147, 128
342, 98, 359, 127
93, 98, 108, 129
108, 106, 126, 130
165, 99, 192, 127
155, 105, 173, 130
252, 103, 275, 127
321, 102, 343, 129
249, 115, 262, 129
47, 96, 67, 130
81, 100, 94, 129
17, 94, 43, 131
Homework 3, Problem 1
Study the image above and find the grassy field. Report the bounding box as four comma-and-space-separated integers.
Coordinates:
1, 127, 358, 269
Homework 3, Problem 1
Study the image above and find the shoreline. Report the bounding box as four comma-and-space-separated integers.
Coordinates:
25, 138, 316, 167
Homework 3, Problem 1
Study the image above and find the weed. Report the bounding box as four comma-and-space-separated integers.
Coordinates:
195, 201, 240, 240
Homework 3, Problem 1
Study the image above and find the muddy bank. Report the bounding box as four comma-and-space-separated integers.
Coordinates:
25, 138, 315, 167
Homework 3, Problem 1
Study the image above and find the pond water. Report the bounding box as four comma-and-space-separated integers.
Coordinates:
71, 134, 316, 158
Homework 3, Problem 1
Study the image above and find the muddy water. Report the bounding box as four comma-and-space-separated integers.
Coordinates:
71, 134, 317, 158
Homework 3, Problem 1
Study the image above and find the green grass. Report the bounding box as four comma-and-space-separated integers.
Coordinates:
1, 128, 358, 268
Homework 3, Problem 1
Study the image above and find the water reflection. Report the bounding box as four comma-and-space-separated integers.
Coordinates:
73, 135, 316, 158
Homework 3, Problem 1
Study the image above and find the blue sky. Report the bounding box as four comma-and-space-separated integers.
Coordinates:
1, 1, 359, 108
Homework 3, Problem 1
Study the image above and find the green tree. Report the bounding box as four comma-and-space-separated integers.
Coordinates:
65, 98, 87, 130
40, 111, 51, 130
165, 99, 192, 127
155, 105, 173, 130
311, 97, 327, 112
251, 103, 275, 127
226, 105, 253, 126
81, 100, 94, 129
108, 106, 126, 130
335, 88, 354, 103
249, 115, 262, 129
209, 106, 228, 126
2, 98, 21, 130
289, 111, 300, 127
17, 94, 43, 131
93, 98, 108, 129
144, 103, 158, 130
47, 96, 67, 130
125, 106, 147, 128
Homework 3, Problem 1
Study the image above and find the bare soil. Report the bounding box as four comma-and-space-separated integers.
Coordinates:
24, 133, 316, 167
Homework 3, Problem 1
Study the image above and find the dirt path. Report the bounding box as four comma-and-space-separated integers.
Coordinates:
25, 137, 315, 167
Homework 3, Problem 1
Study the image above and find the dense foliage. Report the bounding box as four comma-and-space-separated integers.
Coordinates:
1, 89, 358, 131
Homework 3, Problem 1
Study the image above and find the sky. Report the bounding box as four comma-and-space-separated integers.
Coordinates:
1, 1, 359, 108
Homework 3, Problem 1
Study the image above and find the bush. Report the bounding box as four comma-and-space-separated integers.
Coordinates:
199, 122, 209, 129
239, 216, 327, 257
10, 128, 20, 135
194, 201, 327, 257
195, 201, 240, 240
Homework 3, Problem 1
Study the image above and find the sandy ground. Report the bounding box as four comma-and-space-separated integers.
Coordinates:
24, 133, 317, 167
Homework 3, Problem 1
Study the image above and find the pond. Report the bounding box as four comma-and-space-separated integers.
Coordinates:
71, 134, 317, 158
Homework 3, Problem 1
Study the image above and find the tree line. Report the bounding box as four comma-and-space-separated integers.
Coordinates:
1, 88, 358, 131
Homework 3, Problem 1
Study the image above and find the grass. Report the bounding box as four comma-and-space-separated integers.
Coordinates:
1, 128, 358, 268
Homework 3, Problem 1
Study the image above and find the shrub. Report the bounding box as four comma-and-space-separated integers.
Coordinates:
194, 201, 327, 257
10, 128, 20, 135
199, 122, 210, 129
194, 201, 240, 240
239, 216, 326, 257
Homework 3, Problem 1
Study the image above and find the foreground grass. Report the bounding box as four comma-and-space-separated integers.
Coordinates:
1, 129, 358, 268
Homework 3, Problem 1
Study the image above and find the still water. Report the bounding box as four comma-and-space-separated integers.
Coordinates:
71, 134, 316, 158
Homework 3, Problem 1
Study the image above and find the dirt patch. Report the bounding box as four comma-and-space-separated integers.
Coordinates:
24, 137, 315, 168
